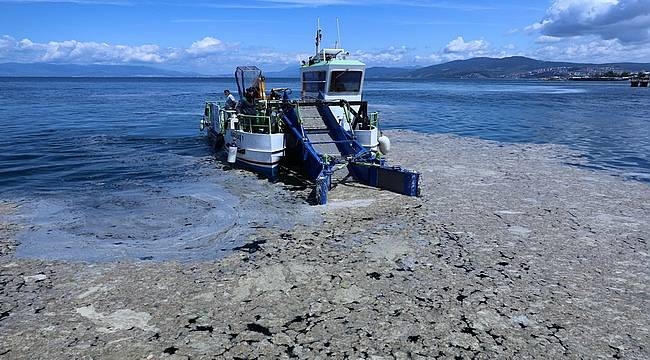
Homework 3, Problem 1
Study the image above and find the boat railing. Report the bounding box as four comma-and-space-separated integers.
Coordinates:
236, 113, 281, 134
222, 99, 378, 134
369, 112, 379, 128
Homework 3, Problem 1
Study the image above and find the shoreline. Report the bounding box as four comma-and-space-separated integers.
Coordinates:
1, 131, 648, 359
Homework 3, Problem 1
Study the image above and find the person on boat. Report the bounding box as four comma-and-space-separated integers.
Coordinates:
236, 87, 256, 115
223, 89, 237, 109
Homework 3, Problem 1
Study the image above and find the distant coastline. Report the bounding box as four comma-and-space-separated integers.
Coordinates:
363, 57, 650, 81
1, 56, 649, 80
0, 62, 199, 78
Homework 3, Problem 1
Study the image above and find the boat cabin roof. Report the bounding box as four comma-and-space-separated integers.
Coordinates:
302, 48, 365, 68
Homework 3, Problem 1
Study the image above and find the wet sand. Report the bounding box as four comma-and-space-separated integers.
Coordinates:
1, 131, 648, 359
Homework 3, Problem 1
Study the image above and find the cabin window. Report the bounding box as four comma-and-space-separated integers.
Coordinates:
302, 71, 326, 93
329, 71, 362, 93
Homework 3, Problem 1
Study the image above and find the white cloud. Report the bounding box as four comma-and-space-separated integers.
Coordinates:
186, 37, 226, 56
39, 40, 164, 63
547, 0, 619, 14
536, 35, 563, 43
412, 37, 518, 65
0, 35, 242, 67
533, 35, 650, 62
0, 36, 167, 64
17, 38, 36, 48
529, 0, 650, 44
414, 53, 443, 63
524, 19, 552, 32
352, 46, 410, 64
523, 0, 650, 62
444, 36, 489, 53
0, 34, 306, 73
0, 35, 15, 50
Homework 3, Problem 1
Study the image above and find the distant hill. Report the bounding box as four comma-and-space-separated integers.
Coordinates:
270, 56, 650, 80
406, 56, 567, 79
0, 63, 198, 77
367, 56, 650, 79
3, 57, 649, 79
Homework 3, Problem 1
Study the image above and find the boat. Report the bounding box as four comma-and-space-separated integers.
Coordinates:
201, 66, 286, 179
200, 25, 420, 204
630, 72, 649, 87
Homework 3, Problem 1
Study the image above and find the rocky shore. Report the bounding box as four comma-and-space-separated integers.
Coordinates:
1, 131, 648, 359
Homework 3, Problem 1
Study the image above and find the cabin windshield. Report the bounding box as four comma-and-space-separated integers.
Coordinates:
302, 71, 327, 93
329, 70, 362, 93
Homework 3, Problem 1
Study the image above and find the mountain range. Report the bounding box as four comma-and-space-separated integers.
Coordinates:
268, 56, 649, 79
1, 57, 649, 79
364, 56, 650, 79
0, 63, 196, 77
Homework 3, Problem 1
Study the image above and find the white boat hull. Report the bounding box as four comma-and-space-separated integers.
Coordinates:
225, 130, 285, 179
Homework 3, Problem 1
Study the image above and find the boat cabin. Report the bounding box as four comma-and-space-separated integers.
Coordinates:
301, 48, 365, 102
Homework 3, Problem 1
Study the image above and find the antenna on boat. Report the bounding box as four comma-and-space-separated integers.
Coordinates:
315, 18, 322, 55
335, 18, 341, 49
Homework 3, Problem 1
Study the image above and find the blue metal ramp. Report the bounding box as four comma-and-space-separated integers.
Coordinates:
280, 98, 420, 204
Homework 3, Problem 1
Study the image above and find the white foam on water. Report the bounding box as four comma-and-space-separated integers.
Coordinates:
10, 174, 319, 262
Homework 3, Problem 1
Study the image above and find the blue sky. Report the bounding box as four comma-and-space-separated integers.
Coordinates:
1, 0, 649, 74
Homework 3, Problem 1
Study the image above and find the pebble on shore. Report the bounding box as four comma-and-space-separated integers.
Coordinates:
0, 131, 648, 359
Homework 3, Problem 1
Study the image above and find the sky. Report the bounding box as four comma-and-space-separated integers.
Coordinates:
0, 0, 649, 74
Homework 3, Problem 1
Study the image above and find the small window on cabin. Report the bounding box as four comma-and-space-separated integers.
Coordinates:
302, 71, 326, 93
329, 71, 362, 93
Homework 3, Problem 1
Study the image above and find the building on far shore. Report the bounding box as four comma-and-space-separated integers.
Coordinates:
630, 72, 649, 87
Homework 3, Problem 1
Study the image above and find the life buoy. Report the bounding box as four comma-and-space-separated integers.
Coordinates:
378, 135, 391, 155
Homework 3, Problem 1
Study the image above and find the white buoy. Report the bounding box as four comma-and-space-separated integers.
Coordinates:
227, 146, 237, 163
378, 135, 391, 155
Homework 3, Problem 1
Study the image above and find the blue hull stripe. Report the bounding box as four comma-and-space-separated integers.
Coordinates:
235, 158, 279, 179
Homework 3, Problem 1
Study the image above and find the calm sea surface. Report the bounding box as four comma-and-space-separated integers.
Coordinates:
365, 79, 649, 181
0, 77, 648, 261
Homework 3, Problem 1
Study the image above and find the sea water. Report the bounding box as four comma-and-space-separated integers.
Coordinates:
0, 77, 648, 261
365, 79, 649, 181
